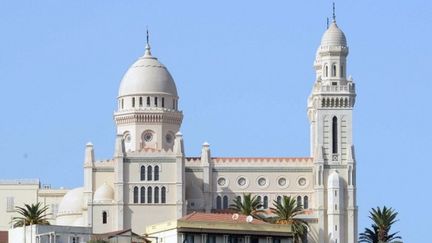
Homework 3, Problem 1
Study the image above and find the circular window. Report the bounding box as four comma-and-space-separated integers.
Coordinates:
298, 177, 307, 187
217, 177, 226, 186
143, 132, 153, 142
166, 133, 173, 144
258, 177, 267, 186
278, 177, 287, 186
237, 177, 247, 187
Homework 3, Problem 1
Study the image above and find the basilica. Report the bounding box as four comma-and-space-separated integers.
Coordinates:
0, 16, 358, 243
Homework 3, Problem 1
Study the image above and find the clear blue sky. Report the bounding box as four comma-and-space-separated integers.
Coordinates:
0, 1, 430, 241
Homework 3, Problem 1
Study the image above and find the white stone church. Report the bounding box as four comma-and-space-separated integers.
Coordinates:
0, 17, 358, 243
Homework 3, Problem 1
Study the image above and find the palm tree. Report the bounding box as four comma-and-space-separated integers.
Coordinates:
12, 202, 50, 227
359, 206, 402, 243
270, 196, 308, 243
229, 193, 264, 219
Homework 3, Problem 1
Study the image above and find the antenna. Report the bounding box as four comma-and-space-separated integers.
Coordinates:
332, 2, 336, 22
326, 17, 329, 29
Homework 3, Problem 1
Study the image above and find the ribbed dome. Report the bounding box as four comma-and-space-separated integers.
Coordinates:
118, 45, 178, 97
94, 183, 114, 202
57, 187, 84, 215
321, 22, 347, 46
328, 171, 340, 188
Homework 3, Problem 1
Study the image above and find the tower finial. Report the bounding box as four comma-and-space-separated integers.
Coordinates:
326, 17, 329, 29
144, 26, 152, 57
146, 26, 150, 45
332, 2, 336, 22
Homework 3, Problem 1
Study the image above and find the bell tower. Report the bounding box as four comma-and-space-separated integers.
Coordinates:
308, 9, 358, 243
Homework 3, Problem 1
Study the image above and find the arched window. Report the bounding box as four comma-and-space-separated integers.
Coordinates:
257, 196, 262, 209
140, 166, 145, 181
297, 196, 302, 208
154, 97, 158, 107
325, 65, 329, 77
146, 97, 150, 106
332, 116, 338, 153
147, 166, 153, 181
133, 187, 138, 203
102, 211, 107, 224
304, 196, 309, 209
154, 165, 159, 181
223, 196, 228, 209
263, 196, 268, 209
332, 64, 337, 77
140, 187, 145, 203
277, 196, 282, 205
340, 65, 344, 77
139, 97, 143, 107
216, 196, 222, 209
132, 97, 135, 107
147, 186, 152, 203
161, 187, 166, 203
162, 97, 165, 108
154, 187, 159, 203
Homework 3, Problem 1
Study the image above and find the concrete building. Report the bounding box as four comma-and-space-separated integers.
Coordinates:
0, 15, 358, 243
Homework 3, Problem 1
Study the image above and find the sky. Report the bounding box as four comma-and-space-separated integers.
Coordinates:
0, 0, 430, 241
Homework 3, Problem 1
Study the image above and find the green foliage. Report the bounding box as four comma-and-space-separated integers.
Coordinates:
229, 193, 264, 219
12, 202, 50, 227
270, 196, 308, 243
359, 206, 402, 243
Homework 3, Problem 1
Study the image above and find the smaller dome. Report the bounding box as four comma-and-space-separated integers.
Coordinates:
94, 183, 114, 203
328, 171, 340, 188
321, 22, 347, 46
57, 187, 84, 215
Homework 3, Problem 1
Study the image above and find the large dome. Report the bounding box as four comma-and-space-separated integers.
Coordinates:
321, 22, 347, 47
118, 45, 178, 97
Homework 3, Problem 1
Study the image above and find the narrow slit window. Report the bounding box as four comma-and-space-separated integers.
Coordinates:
102, 211, 107, 224
140, 166, 145, 181
332, 65, 337, 77
162, 97, 165, 108
154, 187, 159, 203
303, 196, 309, 209
216, 196, 222, 209
263, 196, 268, 209
132, 97, 135, 107
161, 187, 166, 203
147, 186, 152, 203
147, 166, 153, 181
341, 65, 344, 77
139, 97, 143, 106
223, 196, 228, 209
154, 165, 159, 181
297, 196, 302, 208
147, 97, 150, 106
133, 187, 138, 203
140, 187, 145, 203
154, 97, 158, 107
325, 65, 329, 77
332, 116, 338, 153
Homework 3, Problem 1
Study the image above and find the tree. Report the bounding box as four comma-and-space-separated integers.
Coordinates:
229, 193, 264, 219
12, 202, 50, 227
270, 196, 308, 243
359, 206, 402, 243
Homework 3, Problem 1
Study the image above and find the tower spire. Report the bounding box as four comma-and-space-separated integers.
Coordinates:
332, 2, 336, 22
144, 26, 152, 57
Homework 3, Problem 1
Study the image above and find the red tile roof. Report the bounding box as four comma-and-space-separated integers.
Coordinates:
180, 212, 268, 225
